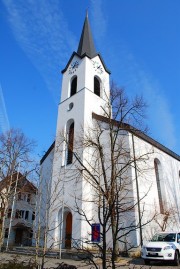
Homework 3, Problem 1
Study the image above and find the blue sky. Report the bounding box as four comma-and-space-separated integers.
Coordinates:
0, 0, 180, 158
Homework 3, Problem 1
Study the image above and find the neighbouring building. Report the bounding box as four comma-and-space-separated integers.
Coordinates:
0, 172, 37, 247
39, 14, 180, 251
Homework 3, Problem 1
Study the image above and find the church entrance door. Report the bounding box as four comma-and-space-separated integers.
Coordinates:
65, 212, 72, 248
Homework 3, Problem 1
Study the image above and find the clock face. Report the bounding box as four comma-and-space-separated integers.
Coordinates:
92, 61, 103, 74
69, 60, 79, 74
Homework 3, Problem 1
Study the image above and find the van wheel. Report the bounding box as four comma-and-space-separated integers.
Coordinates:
174, 250, 180, 266
144, 259, 150, 265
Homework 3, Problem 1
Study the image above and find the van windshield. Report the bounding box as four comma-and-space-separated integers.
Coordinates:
151, 233, 176, 242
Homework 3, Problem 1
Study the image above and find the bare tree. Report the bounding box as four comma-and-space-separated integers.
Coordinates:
59, 83, 155, 269
0, 128, 37, 250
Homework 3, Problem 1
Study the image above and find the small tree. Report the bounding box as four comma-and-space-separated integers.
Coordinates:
154, 207, 179, 232
0, 128, 37, 250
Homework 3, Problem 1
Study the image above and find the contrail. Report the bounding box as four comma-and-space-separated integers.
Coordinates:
0, 84, 10, 133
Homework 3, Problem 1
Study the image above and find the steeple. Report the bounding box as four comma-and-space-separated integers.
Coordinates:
77, 12, 97, 58
62, 12, 110, 74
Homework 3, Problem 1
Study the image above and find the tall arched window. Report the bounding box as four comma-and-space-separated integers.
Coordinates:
154, 158, 164, 213
94, 77, 100, 97
67, 122, 74, 165
70, 76, 77, 97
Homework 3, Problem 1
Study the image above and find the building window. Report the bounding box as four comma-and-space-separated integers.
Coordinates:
18, 192, 22, 200
25, 211, 29, 220
15, 210, 20, 218
5, 228, 9, 238
67, 122, 74, 165
30, 229, 33, 239
32, 212, 35, 221
15, 210, 24, 219
8, 209, 12, 218
94, 77, 100, 97
20, 210, 24, 218
27, 194, 31, 203
70, 76, 77, 97
154, 158, 165, 214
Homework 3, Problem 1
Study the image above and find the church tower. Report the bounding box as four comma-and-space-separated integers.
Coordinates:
48, 13, 111, 249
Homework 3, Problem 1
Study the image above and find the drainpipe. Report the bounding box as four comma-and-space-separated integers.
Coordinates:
59, 183, 64, 259
131, 134, 143, 246
59, 147, 66, 259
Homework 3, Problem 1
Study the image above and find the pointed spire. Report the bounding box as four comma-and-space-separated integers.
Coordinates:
77, 12, 97, 58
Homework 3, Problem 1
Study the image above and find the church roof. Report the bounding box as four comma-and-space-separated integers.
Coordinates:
77, 12, 96, 58
92, 113, 180, 162
40, 141, 55, 165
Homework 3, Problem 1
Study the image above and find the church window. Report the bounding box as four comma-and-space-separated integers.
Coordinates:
68, 102, 74, 111
67, 122, 74, 165
154, 158, 165, 214
70, 76, 77, 97
94, 76, 100, 97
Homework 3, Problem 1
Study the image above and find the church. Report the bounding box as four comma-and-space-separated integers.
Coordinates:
38, 14, 180, 251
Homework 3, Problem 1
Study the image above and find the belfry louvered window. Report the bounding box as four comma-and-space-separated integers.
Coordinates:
70, 77, 77, 96
94, 77, 100, 97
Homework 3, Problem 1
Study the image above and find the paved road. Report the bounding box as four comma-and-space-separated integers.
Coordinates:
0, 253, 180, 268
129, 258, 180, 268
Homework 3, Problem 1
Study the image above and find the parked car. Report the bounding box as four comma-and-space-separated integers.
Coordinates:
141, 232, 180, 265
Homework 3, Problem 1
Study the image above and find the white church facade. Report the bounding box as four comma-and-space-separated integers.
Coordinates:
38, 14, 180, 251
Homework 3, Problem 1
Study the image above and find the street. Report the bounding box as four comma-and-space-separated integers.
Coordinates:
0, 253, 180, 268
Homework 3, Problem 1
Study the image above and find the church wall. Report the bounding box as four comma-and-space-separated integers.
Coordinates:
80, 122, 138, 250
47, 74, 87, 248
34, 146, 54, 247
128, 132, 180, 245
